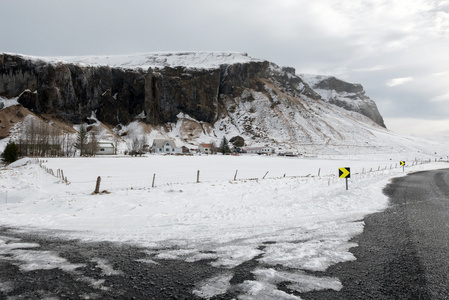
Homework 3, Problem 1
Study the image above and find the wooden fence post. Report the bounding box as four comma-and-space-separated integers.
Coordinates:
152, 173, 156, 188
197, 170, 200, 183
234, 170, 238, 181
94, 176, 101, 194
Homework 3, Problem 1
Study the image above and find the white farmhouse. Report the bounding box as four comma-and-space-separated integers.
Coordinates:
96, 141, 115, 155
151, 139, 182, 154
243, 146, 275, 155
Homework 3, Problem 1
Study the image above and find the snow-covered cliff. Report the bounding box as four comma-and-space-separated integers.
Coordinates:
1, 51, 431, 155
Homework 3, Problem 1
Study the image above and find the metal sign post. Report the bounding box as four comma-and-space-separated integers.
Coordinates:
339, 167, 351, 190
400, 161, 405, 172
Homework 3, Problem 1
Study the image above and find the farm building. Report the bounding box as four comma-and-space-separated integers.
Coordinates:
151, 139, 182, 154
243, 146, 275, 155
198, 143, 215, 155
96, 142, 115, 155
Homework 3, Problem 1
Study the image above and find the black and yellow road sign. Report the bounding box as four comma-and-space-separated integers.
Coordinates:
339, 167, 351, 178
400, 161, 405, 166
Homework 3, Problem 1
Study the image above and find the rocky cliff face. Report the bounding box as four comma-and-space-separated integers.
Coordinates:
144, 66, 221, 125
0, 54, 146, 125
0, 52, 388, 151
300, 75, 386, 128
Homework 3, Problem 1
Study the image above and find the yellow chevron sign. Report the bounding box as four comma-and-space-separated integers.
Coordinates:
339, 167, 350, 178
400, 161, 405, 166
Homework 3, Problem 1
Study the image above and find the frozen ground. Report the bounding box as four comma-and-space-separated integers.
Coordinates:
0, 154, 447, 299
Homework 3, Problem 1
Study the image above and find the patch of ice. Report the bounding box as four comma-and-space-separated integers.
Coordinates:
136, 258, 159, 265
210, 245, 263, 268
193, 272, 233, 299
252, 268, 342, 293
0, 236, 84, 272
234, 268, 342, 298
155, 249, 199, 260
238, 280, 300, 300
91, 258, 122, 276
12, 249, 85, 272
259, 237, 358, 271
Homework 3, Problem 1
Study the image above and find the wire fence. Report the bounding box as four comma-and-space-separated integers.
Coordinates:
35, 159, 70, 184
34, 157, 440, 194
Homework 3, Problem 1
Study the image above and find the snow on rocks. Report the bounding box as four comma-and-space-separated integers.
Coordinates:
8, 52, 264, 71
0, 96, 19, 109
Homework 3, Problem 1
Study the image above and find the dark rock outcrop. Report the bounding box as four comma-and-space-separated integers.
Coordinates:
312, 76, 386, 127
270, 66, 321, 100
0, 53, 386, 134
230, 136, 245, 147
314, 76, 363, 94
17, 89, 39, 111
145, 67, 221, 125
0, 54, 145, 125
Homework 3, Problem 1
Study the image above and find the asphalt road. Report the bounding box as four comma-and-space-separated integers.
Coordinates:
303, 168, 449, 299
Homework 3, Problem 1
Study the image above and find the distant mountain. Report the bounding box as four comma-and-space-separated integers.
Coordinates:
0, 52, 442, 155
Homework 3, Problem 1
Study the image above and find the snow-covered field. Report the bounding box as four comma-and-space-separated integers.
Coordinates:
0, 154, 447, 299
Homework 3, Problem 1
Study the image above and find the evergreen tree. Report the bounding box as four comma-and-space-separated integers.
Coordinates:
219, 136, 231, 154
75, 124, 88, 156
1, 141, 19, 163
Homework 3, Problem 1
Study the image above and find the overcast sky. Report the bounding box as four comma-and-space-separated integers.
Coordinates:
1, 0, 448, 139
